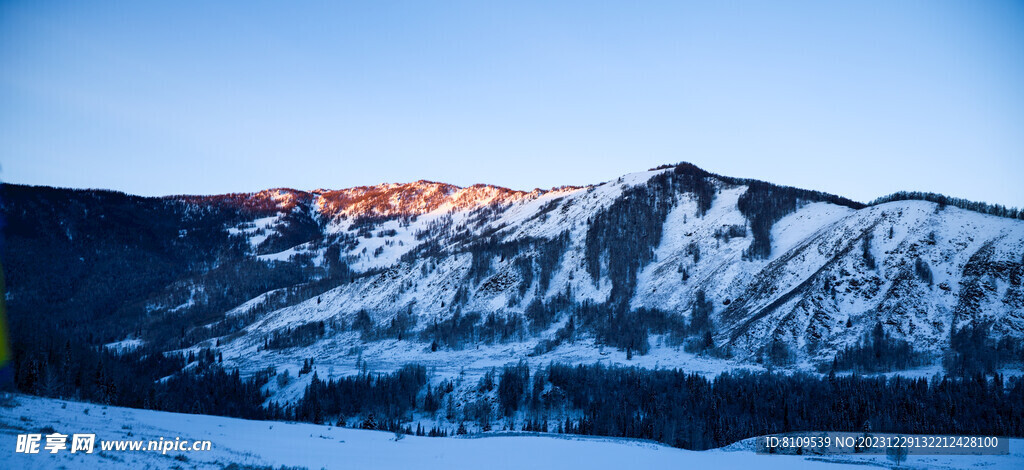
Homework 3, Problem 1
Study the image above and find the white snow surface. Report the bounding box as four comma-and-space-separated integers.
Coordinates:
4, 394, 1021, 470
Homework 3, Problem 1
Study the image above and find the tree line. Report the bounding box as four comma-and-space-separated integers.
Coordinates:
870, 191, 1023, 220
508, 363, 1024, 450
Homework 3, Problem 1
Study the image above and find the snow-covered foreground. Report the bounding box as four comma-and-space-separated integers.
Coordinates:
2, 394, 1022, 470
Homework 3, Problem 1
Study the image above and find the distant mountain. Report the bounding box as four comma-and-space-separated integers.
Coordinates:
3, 162, 1023, 385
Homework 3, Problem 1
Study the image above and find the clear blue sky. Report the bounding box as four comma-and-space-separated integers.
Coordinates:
2, 1, 1022, 206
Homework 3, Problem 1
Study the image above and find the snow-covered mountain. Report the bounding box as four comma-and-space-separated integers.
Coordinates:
4, 163, 1023, 380
162, 164, 1023, 364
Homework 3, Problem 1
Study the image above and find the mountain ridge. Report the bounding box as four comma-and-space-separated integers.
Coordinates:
2, 163, 1022, 389
8, 161, 1019, 222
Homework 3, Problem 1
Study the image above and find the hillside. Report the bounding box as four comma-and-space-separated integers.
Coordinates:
3, 162, 1023, 415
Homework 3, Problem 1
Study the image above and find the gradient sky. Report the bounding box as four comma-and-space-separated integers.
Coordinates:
2, 1, 1022, 206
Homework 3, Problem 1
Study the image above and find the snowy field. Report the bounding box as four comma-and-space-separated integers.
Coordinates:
2, 394, 1022, 470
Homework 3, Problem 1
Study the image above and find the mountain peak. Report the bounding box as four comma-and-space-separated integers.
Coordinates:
314, 179, 540, 220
